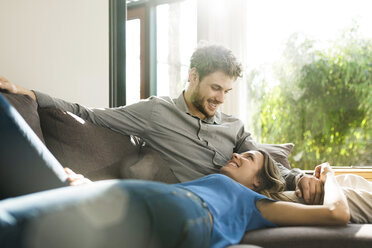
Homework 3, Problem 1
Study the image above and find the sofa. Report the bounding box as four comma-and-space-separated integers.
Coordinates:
2, 92, 372, 248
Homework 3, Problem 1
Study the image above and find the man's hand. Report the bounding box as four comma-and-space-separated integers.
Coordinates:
295, 165, 324, 205
65, 168, 92, 186
0, 75, 36, 101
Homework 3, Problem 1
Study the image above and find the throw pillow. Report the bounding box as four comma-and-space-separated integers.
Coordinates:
38, 108, 141, 181
256, 143, 294, 169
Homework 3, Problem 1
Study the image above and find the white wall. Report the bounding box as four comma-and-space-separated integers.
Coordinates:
0, 0, 109, 107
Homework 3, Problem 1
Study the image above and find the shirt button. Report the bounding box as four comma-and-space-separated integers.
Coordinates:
186, 192, 192, 197
202, 202, 208, 208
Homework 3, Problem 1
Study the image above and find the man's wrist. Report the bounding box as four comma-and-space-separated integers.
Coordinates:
295, 172, 306, 188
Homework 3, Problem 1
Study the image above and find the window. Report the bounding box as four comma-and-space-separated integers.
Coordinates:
124, 0, 371, 169
126, 5, 146, 105
156, 0, 197, 98
126, 19, 141, 104
243, 0, 372, 169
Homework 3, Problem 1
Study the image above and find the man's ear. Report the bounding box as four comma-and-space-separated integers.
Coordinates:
189, 68, 199, 85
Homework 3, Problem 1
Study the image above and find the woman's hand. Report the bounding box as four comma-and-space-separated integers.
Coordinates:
0, 75, 37, 101
64, 168, 93, 186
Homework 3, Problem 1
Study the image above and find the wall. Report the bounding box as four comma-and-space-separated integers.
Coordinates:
0, 0, 109, 107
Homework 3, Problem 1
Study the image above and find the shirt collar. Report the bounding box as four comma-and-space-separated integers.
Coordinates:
174, 91, 221, 124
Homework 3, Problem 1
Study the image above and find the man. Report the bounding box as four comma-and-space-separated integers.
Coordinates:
0, 43, 322, 204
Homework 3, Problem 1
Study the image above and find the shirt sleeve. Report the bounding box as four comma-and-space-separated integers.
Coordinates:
247, 188, 278, 229
33, 91, 155, 137
235, 125, 258, 152
276, 162, 304, 190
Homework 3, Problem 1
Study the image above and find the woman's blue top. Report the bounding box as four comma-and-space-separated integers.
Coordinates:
176, 174, 276, 248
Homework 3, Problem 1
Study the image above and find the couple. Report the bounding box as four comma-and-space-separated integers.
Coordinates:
0, 146, 350, 247
0, 43, 356, 247
0, 43, 323, 204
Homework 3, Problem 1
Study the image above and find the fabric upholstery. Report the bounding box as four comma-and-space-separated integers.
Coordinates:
2, 92, 45, 143
256, 143, 294, 169
38, 108, 179, 183
38, 108, 141, 181
240, 224, 372, 248
0, 93, 67, 200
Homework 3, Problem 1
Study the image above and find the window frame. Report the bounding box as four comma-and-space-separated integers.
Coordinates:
109, 0, 126, 107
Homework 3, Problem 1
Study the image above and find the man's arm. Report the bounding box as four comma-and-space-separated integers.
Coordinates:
235, 128, 324, 205
275, 161, 302, 190
33, 91, 155, 137
0, 75, 36, 100
257, 162, 350, 226
273, 158, 324, 205
0, 75, 155, 137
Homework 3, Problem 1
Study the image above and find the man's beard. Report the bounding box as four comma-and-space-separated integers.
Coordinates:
190, 87, 215, 119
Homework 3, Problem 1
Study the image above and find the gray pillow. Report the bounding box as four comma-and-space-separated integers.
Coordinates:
256, 143, 294, 169
38, 108, 141, 181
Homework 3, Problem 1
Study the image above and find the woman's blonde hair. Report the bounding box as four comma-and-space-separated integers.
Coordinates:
256, 150, 286, 197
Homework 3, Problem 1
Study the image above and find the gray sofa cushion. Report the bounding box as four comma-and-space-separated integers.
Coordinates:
38, 108, 141, 181
2, 92, 45, 143
38, 108, 179, 183
240, 224, 372, 248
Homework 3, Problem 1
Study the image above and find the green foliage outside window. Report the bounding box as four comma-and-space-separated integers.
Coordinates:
249, 27, 372, 169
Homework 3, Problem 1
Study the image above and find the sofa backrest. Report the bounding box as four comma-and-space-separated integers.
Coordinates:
38, 107, 180, 183
2, 92, 179, 183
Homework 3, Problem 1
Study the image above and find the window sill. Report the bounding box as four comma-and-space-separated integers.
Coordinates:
304, 169, 372, 182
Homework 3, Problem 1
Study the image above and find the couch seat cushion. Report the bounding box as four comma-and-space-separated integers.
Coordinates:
240, 224, 372, 248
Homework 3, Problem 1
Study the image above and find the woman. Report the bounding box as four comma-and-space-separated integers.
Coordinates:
0, 150, 349, 248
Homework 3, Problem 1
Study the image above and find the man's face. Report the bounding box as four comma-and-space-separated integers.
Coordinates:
189, 70, 233, 119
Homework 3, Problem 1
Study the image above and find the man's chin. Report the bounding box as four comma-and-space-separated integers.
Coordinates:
197, 107, 215, 119
203, 107, 216, 118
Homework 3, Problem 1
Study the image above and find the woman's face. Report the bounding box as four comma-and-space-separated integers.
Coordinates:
220, 151, 264, 190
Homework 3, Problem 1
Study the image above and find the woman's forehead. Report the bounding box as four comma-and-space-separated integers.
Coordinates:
242, 150, 263, 158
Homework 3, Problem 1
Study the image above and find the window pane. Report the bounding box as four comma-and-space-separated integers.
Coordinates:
126, 19, 141, 105
244, 0, 372, 169
156, 0, 197, 98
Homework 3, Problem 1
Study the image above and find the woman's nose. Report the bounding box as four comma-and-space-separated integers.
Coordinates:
232, 153, 240, 160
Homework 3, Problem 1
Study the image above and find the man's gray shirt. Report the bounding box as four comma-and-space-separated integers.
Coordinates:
35, 91, 301, 189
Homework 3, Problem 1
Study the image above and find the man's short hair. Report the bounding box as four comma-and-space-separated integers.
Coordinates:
190, 42, 242, 82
